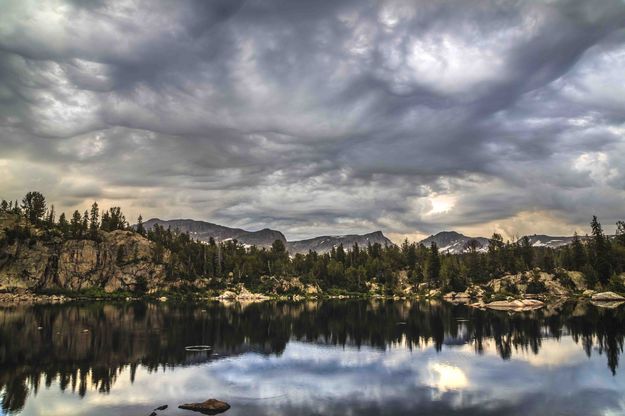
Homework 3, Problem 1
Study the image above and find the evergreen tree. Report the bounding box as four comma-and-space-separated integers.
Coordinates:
463, 239, 483, 282
487, 233, 504, 272
89, 202, 100, 238
616, 221, 625, 246
21, 191, 46, 224
136, 214, 145, 236
336, 243, 346, 264
58, 213, 68, 235
46, 205, 56, 226
82, 210, 89, 234
520, 236, 533, 269
590, 216, 611, 286
405, 240, 417, 270
70, 210, 82, 238
427, 242, 441, 284
571, 232, 586, 271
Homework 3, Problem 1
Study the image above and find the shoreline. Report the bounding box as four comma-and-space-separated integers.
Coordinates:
0, 289, 612, 310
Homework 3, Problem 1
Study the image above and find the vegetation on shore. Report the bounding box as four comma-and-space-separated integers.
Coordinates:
1, 191, 625, 299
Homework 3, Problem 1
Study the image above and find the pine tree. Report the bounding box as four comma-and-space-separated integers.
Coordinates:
590, 216, 611, 286
136, 214, 145, 236
427, 242, 441, 284
46, 205, 56, 226
616, 221, 625, 246
82, 210, 89, 234
58, 212, 68, 235
70, 210, 82, 238
571, 232, 586, 271
520, 236, 533, 269
21, 191, 46, 224
89, 202, 100, 238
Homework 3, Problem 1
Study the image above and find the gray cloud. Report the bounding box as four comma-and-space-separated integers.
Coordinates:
1, 0, 625, 241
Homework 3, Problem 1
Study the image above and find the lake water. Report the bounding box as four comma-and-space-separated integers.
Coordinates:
1, 300, 624, 416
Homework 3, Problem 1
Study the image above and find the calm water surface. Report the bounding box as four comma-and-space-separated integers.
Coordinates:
1, 300, 624, 416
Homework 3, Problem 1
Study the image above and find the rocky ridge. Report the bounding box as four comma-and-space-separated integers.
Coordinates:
1, 217, 171, 293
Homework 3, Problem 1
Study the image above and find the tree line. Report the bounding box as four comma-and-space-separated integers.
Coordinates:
1, 191, 624, 293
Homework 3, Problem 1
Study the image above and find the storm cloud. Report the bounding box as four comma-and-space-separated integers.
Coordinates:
1, 0, 624, 241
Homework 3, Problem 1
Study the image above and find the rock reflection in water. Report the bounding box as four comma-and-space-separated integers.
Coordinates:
0, 300, 624, 415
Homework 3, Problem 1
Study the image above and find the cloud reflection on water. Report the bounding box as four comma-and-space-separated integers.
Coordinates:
16, 337, 625, 416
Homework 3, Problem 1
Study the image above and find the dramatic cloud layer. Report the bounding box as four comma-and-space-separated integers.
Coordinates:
1, 0, 624, 241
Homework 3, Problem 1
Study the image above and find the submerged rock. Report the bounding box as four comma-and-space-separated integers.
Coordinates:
485, 299, 544, 311
591, 291, 625, 302
179, 399, 230, 414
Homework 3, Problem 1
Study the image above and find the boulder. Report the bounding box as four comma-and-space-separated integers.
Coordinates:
305, 284, 321, 296
427, 289, 441, 298
591, 291, 625, 302
443, 291, 471, 303
179, 399, 230, 414
582, 289, 596, 297
236, 286, 269, 301
218, 290, 237, 300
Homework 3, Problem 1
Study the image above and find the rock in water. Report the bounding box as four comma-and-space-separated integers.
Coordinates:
591, 291, 625, 302
154, 404, 168, 411
179, 399, 230, 414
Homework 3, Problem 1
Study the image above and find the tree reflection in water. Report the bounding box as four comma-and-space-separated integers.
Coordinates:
0, 300, 623, 413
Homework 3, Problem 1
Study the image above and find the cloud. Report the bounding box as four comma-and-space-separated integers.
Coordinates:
1, 0, 624, 241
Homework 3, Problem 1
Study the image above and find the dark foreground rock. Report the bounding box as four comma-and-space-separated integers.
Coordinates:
179, 399, 230, 414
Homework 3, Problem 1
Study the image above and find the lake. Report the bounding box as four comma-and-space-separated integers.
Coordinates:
1, 300, 624, 416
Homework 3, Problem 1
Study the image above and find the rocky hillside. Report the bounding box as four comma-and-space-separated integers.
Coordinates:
143, 218, 286, 248
286, 231, 393, 254
0, 216, 170, 293
420, 231, 491, 254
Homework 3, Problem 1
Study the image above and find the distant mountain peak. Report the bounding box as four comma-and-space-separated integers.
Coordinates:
286, 231, 394, 254
420, 231, 490, 254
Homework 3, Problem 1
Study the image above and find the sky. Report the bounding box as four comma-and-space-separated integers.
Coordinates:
1, 0, 624, 243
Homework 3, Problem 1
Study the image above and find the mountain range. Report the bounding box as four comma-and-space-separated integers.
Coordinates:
142, 219, 393, 253
419, 231, 491, 254
143, 218, 580, 255
419, 231, 581, 254
143, 218, 287, 247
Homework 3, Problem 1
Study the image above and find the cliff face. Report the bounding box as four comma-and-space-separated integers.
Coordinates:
0, 226, 170, 293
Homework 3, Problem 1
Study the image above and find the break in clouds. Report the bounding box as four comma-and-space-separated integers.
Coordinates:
1, 0, 625, 241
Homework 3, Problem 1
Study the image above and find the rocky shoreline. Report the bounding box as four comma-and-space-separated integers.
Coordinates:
2, 259, 624, 310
